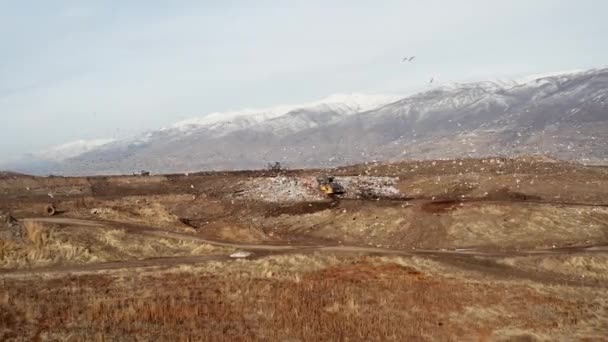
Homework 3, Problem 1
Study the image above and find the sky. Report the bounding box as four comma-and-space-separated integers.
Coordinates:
1, 0, 607, 163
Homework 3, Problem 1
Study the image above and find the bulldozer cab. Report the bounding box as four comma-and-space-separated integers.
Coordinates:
317, 176, 345, 196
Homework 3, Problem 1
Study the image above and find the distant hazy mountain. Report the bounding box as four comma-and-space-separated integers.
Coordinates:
14, 69, 608, 175
0, 139, 115, 175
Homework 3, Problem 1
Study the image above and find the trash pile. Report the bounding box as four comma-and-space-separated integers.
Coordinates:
333, 176, 402, 199
230, 251, 253, 258
90, 207, 115, 215
236, 175, 403, 202
237, 176, 326, 202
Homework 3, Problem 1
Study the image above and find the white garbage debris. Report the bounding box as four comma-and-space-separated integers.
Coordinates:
90, 208, 112, 215
230, 251, 253, 258
237, 175, 403, 202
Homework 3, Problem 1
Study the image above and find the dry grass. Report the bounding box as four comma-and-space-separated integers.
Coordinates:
1, 257, 606, 341
23, 221, 48, 247
166, 253, 341, 280
97, 227, 228, 259
82, 195, 194, 232
0, 220, 96, 269
446, 204, 608, 248
2, 158, 608, 340
0, 221, 230, 270
499, 254, 608, 282
262, 200, 608, 250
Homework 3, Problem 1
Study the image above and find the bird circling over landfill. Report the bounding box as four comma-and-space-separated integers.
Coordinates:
402, 56, 416, 63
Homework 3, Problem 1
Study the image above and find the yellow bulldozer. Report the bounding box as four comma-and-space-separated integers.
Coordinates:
317, 176, 345, 197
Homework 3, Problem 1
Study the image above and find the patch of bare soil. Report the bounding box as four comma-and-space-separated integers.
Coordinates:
264, 201, 335, 217
483, 187, 543, 201
421, 200, 462, 213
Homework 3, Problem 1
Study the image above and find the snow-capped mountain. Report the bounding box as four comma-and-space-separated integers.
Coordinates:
170, 93, 402, 135
36, 138, 116, 162
42, 93, 401, 174
15, 68, 608, 175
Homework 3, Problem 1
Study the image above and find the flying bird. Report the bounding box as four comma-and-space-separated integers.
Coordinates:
429, 77, 434, 84
401, 56, 416, 63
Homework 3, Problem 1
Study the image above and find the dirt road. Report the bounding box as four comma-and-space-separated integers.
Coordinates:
4, 216, 605, 281
29, 217, 608, 255
0, 254, 229, 276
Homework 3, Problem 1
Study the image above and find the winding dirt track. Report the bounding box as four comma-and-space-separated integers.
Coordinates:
27, 217, 608, 256
0, 255, 229, 276
1, 216, 606, 280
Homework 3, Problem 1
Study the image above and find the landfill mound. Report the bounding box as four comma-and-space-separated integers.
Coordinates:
332, 176, 402, 199
237, 176, 325, 202
236, 175, 403, 202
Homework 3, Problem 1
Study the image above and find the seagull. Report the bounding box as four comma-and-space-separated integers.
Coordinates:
429, 77, 434, 84
402, 56, 416, 63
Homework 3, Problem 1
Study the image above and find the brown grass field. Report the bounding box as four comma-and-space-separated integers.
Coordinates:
1, 157, 608, 340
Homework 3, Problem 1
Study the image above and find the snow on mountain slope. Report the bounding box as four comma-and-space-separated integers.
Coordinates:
361, 81, 515, 126
37, 138, 116, 162
171, 93, 402, 133
516, 69, 585, 84
25, 67, 608, 175
28, 93, 401, 173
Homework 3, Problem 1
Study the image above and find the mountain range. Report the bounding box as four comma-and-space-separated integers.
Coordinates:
6, 68, 608, 175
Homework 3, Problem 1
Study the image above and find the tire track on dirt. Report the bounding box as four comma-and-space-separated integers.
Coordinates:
1, 216, 605, 282
0, 255, 229, 276
27, 217, 608, 257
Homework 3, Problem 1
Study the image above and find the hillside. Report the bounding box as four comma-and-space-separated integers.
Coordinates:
18, 68, 608, 175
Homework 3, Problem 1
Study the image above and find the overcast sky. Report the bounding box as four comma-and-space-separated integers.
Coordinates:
1, 0, 607, 162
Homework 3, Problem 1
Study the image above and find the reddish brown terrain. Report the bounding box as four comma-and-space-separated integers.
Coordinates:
1, 157, 608, 340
